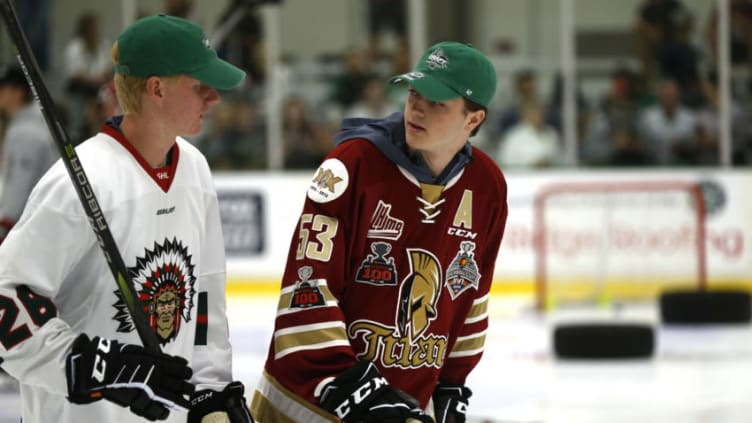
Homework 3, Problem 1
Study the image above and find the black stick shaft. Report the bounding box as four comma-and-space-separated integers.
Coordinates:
0, 0, 160, 352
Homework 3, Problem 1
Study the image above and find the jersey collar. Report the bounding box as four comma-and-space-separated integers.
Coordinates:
102, 116, 179, 193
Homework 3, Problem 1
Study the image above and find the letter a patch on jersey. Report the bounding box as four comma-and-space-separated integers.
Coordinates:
444, 241, 481, 300
290, 266, 326, 309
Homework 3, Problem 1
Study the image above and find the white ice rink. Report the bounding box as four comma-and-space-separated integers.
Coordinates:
3, 294, 752, 423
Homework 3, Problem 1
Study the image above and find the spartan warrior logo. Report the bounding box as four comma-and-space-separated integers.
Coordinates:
356, 242, 398, 286
113, 238, 196, 345
290, 266, 326, 309
445, 241, 481, 300
396, 249, 442, 344
426, 48, 448, 70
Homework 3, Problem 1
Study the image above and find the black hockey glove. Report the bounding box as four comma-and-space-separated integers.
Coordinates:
188, 381, 255, 423
432, 383, 472, 423
65, 334, 194, 421
319, 360, 434, 423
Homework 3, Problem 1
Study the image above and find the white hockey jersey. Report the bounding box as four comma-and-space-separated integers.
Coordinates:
0, 122, 232, 422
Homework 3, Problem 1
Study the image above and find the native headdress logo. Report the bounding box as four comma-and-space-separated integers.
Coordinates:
113, 238, 196, 345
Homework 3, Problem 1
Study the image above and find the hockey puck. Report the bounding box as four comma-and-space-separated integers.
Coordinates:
553, 322, 655, 359
660, 289, 752, 324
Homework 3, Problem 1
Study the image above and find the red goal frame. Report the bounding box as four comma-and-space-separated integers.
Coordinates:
533, 181, 707, 311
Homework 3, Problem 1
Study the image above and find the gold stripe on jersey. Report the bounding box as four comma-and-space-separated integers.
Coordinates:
420, 183, 444, 203
252, 371, 338, 423
274, 321, 350, 359
448, 329, 486, 358
465, 294, 489, 324
276, 280, 336, 311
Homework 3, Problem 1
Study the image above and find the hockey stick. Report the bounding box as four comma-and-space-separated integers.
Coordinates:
0, 0, 160, 352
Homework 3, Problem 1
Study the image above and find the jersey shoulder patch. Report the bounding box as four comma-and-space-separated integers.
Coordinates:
307, 158, 349, 203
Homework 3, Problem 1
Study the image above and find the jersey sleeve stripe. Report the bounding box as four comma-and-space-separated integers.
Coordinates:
274, 321, 346, 337
252, 371, 338, 423
447, 347, 484, 358
464, 312, 488, 325
274, 339, 352, 360
274, 321, 350, 359
449, 330, 486, 357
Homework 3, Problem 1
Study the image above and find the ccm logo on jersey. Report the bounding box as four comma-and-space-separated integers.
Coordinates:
447, 227, 477, 239
332, 376, 388, 418
308, 159, 348, 203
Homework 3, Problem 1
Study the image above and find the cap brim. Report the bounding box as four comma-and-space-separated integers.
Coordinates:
191, 58, 246, 91
389, 73, 460, 102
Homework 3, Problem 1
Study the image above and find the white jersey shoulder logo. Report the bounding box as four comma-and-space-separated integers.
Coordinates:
307, 158, 348, 203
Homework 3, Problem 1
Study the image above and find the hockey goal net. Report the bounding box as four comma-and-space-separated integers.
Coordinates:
534, 181, 707, 311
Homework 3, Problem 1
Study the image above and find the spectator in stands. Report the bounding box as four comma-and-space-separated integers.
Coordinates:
216, 0, 265, 85
329, 48, 375, 110
496, 100, 562, 168
14, 0, 51, 71
695, 71, 752, 165
282, 96, 329, 169
344, 75, 398, 119
705, 0, 752, 70
582, 67, 646, 165
546, 72, 591, 142
367, 0, 407, 58
705, 0, 752, 100
0, 65, 57, 244
638, 78, 698, 165
635, 0, 702, 106
200, 99, 267, 170
63, 11, 112, 140
492, 69, 542, 140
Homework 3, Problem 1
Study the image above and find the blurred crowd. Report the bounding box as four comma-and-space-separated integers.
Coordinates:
1, 0, 751, 171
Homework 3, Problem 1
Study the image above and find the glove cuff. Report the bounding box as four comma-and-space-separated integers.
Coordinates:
188, 381, 253, 423
319, 361, 391, 421
433, 383, 472, 423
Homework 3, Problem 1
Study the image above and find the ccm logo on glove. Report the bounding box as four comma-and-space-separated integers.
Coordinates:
91, 338, 112, 384
333, 376, 389, 417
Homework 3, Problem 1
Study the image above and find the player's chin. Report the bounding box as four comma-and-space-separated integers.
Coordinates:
182, 122, 203, 137
405, 131, 427, 149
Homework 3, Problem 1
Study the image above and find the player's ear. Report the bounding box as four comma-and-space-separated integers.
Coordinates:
145, 76, 165, 101
465, 109, 486, 133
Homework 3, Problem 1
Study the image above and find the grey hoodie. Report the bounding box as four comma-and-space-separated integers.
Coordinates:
333, 112, 473, 185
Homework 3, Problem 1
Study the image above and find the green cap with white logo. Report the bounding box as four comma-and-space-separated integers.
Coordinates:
389, 41, 497, 108
114, 14, 245, 90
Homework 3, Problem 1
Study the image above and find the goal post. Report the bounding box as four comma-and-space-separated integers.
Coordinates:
533, 181, 707, 311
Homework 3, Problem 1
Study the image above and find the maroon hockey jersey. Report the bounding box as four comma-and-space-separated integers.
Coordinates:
252, 114, 508, 423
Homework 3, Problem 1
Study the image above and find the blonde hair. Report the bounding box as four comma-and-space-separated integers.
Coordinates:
110, 41, 181, 115
111, 41, 147, 114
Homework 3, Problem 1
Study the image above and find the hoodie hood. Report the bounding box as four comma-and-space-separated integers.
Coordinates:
333, 112, 472, 185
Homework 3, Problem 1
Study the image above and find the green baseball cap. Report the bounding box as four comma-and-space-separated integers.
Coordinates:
114, 14, 245, 90
389, 41, 497, 108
